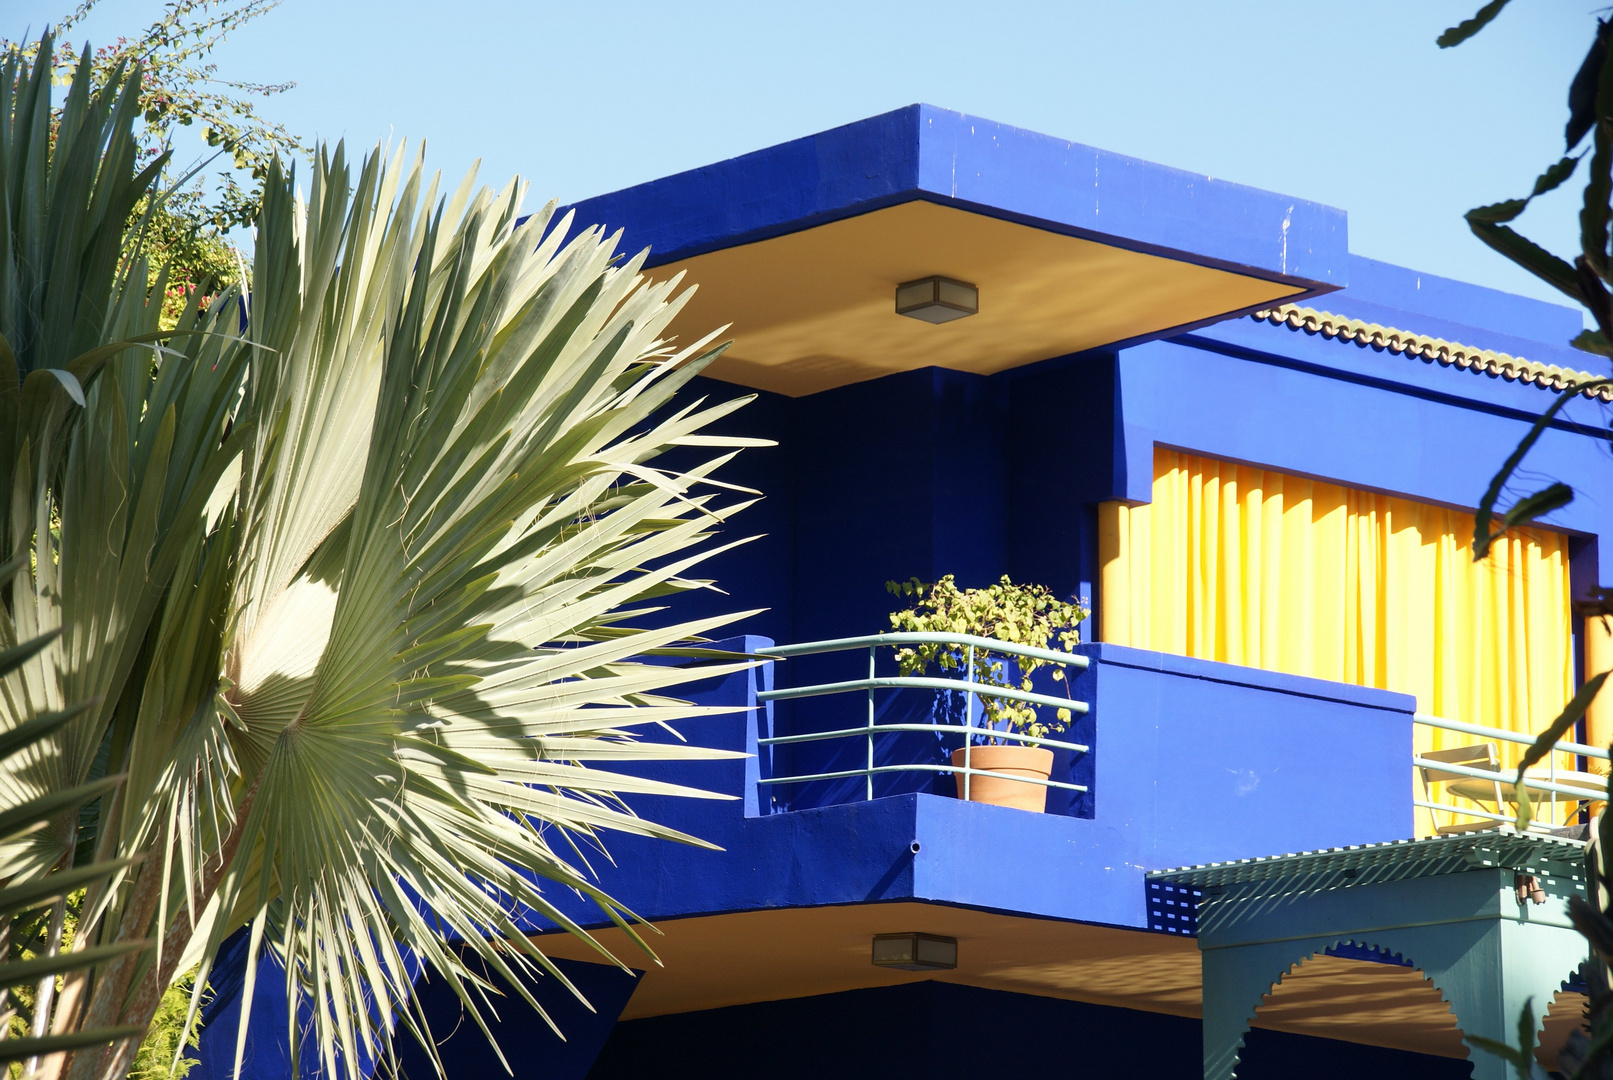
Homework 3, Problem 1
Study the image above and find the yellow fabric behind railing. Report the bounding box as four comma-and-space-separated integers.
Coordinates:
1098, 449, 1574, 832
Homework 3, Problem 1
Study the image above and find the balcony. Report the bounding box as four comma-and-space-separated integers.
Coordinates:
741, 636, 1416, 914
502, 633, 1588, 1069
511, 632, 1438, 941
755, 632, 1093, 815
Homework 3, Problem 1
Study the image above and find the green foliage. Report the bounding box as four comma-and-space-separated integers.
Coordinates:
133, 195, 241, 328
1442, 3, 1613, 559
1444, 5, 1613, 359
2, 1, 310, 326
1463, 996, 1538, 1080
3, 0, 308, 232
885, 575, 1087, 741
1436, 0, 1512, 49
126, 970, 203, 1080
1447, 10, 1613, 1078
0, 615, 143, 1072
1511, 671, 1610, 831
1469, 372, 1612, 560
3, 890, 205, 1080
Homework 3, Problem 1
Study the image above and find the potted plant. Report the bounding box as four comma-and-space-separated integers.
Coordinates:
885, 575, 1088, 812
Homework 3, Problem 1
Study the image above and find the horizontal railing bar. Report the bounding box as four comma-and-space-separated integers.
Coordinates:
1413, 756, 1606, 800
758, 763, 1088, 793
757, 632, 1090, 669
759, 676, 1088, 714
1414, 712, 1610, 761
1412, 799, 1574, 830
759, 723, 1088, 754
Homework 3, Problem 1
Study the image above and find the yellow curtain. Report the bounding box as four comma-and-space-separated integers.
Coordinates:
1099, 449, 1575, 832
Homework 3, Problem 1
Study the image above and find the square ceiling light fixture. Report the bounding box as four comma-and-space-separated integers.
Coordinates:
871, 933, 958, 971
895, 276, 978, 324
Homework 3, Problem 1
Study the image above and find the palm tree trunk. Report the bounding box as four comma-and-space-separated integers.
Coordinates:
64, 772, 263, 1080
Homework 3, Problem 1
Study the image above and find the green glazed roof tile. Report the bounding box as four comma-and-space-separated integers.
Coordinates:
1251, 304, 1613, 402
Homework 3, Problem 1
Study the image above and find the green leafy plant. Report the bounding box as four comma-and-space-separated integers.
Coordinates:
1464, 995, 1541, 1080
1439, 0, 1613, 363
885, 575, 1087, 742
125, 969, 204, 1080
0, 29, 763, 1080
4, 1, 313, 328
3, 0, 309, 232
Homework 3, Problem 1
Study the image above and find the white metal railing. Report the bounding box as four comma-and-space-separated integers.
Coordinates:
1414, 711, 1608, 833
755, 633, 1090, 803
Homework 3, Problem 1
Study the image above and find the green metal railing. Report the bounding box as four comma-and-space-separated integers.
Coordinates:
755, 633, 1091, 803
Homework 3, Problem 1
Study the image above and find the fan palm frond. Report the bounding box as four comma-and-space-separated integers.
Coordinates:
1, 34, 761, 1080
187, 145, 758, 1080
0, 616, 145, 1068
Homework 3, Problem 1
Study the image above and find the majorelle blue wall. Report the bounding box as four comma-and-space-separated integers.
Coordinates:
666, 253, 1609, 653
589, 981, 1473, 1080
1133, 256, 1612, 585
493, 639, 1410, 937
558, 241, 1605, 928
191, 108, 1612, 1078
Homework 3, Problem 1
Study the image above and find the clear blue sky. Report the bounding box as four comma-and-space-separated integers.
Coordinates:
7, 0, 1602, 326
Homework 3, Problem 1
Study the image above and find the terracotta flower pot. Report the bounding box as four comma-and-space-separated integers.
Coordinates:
950, 745, 1055, 812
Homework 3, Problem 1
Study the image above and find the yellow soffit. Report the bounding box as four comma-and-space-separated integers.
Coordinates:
530, 901, 1517, 1060
533, 901, 1202, 1021
649, 200, 1305, 397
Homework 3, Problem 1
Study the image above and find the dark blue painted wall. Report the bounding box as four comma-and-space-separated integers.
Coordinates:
585, 980, 1473, 1080
676, 272, 1613, 653
1334, 254, 1584, 356
191, 938, 638, 1080
562, 104, 1346, 290
188, 932, 327, 1080
392, 956, 639, 1080
900, 644, 1411, 924
505, 636, 1409, 935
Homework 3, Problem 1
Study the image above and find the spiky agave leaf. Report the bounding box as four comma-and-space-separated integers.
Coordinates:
133, 145, 765, 1080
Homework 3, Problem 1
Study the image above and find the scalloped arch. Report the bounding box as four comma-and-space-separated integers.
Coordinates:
1216, 937, 1467, 1078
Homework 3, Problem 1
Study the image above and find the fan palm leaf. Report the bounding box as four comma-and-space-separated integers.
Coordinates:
0, 619, 145, 1069
2, 32, 760, 1079
197, 149, 755, 1080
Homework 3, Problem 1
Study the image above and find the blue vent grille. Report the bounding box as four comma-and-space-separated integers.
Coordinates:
1146, 880, 1202, 935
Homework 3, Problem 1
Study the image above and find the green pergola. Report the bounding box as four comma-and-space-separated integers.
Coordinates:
1149, 829, 1590, 1080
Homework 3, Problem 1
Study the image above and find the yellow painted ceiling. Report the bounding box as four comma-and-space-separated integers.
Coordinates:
1255, 952, 1585, 1071
528, 902, 1567, 1062
532, 902, 1200, 1021
649, 200, 1306, 397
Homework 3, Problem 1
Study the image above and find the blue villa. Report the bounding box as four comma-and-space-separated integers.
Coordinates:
196, 105, 1613, 1079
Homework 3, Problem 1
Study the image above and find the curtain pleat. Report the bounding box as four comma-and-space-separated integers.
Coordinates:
1101, 449, 1575, 832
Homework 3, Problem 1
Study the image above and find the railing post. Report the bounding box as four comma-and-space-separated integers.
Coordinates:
754, 633, 1090, 807
867, 645, 876, 802
964, 643, 974, 802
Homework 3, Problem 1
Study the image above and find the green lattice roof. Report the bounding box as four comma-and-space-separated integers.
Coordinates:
1148, 828, 1587, 895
